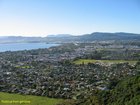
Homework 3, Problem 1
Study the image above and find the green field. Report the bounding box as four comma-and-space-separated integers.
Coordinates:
0, 92, 63, 105
73, 59, 138, 65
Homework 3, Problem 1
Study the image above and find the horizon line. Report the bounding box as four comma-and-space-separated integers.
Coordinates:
0, 32, 140, 37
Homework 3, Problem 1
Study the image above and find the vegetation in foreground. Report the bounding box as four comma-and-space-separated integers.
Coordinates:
0, 92, 63, 105
60, 74, 140, 105
1, 75, 140, 105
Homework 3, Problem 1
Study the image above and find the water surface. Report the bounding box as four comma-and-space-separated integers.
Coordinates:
0, 43, 59, 52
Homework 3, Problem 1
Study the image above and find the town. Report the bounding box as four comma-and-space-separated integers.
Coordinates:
0, 41, 140, 100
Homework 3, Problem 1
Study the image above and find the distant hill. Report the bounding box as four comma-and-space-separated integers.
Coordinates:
47, 34, 73, 38
45, 32, 140, 43
78, 32, 140, 41
0, 36, 44, 43
0, 32, 140, 43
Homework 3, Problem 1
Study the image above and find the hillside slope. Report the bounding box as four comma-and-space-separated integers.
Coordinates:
0, 92, 63, 105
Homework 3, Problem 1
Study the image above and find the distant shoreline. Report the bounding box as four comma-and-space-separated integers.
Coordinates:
0, 41, 61, 44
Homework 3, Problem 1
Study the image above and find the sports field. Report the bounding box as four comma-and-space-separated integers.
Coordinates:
73, 59, 137, 65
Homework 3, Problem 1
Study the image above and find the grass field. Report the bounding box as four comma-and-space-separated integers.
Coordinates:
0, 92, 63, 105
73, 59, 138, 65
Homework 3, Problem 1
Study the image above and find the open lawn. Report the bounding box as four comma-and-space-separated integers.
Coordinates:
73, 59, 138, 65
0, 92, 63, 105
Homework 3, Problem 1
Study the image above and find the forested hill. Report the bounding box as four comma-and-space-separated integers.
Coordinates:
0, 32, 140, 43
100, 74, 140, 105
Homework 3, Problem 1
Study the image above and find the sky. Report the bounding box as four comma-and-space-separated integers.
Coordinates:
0, 0, 140, 37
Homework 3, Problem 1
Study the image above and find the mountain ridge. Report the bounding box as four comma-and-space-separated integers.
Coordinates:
0, 32, 140, 43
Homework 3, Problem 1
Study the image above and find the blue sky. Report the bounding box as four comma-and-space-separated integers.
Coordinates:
0, 0, 140, 36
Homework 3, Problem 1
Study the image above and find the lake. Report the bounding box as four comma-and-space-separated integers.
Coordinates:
0, 43, 60, 52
